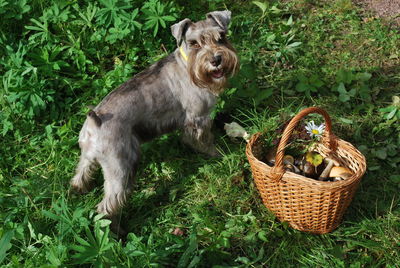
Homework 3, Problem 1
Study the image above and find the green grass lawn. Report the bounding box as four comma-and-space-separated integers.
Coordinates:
1, 0, 399, 267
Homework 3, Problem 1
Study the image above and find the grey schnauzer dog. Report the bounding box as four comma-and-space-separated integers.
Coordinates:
70, 10, 239, 229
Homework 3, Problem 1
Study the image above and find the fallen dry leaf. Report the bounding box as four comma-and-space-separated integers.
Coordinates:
172, 227, 184, 236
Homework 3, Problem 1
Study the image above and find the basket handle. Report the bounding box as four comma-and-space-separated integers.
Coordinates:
271, 107, 338, 181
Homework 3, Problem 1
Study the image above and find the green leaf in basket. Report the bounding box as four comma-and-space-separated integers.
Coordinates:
305, 151, 323, 167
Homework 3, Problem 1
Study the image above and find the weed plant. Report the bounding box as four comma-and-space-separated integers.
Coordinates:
1, 0, 399, 267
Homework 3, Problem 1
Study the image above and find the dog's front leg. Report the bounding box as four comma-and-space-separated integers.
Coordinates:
182, 116, 220, 157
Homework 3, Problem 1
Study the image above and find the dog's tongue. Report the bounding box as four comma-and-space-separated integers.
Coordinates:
211, 70, 224, 78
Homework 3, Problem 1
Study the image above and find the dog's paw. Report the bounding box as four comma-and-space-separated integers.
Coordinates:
69, 180, 91, 194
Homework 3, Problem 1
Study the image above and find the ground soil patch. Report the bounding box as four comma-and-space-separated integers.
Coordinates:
353, 0, 400, 26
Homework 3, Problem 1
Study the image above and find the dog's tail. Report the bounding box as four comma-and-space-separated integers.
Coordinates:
88, 110, 102, 127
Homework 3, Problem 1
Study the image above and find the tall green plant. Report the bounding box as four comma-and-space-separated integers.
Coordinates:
142, 0, 177, 37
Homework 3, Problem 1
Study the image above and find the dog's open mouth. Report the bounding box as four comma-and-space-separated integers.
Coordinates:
211, 69, 224, 79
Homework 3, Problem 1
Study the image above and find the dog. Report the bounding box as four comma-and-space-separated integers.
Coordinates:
70, 10, 239, 234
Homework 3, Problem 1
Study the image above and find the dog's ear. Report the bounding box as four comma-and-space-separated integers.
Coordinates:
206, 10, 231, 32
171, 18, 192, 46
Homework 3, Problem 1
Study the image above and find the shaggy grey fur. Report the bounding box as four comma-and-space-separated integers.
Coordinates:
70, 10, 238, 229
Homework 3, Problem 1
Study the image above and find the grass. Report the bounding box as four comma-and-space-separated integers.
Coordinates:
1, 0, 399, 267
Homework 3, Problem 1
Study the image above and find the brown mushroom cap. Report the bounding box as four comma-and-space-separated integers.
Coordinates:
329, 166, 352, 177
283, 155, 294, 164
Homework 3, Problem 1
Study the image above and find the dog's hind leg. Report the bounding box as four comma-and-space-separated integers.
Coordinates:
70, 154, 97, 193
70, 119, 99, 193
96, 135, 140, 217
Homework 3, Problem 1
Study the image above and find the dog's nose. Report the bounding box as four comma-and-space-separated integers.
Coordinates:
211, 55, 222, 67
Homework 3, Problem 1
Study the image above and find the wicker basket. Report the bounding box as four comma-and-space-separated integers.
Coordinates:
246, 107, 367, 234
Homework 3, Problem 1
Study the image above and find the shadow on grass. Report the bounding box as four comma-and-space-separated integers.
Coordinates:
117, 132, 223, 233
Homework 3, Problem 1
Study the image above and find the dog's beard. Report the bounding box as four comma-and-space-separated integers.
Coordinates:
188, 45, 239, 95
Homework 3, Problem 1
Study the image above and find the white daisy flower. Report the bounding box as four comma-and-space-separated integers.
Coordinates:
305, 120, 325, 138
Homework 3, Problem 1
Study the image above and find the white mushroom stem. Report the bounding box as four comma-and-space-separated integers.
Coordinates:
224, 122, 250, 142
318, 158, 335, 181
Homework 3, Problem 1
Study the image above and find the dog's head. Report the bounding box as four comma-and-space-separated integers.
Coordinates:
171, 10, 239, 94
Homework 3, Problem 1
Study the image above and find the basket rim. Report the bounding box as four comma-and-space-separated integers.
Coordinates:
246, 132, 367, 191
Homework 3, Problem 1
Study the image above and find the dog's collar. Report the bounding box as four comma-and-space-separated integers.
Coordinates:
179, 45, 188, 62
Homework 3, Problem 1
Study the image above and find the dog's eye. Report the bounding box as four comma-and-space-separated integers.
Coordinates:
189, 40, 200, 49
218, 34, 226, 43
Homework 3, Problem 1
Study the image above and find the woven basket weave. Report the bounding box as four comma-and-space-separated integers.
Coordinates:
246, 107, 367, 234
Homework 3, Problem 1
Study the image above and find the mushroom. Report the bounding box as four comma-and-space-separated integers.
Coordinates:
302, 160, 318, 178
318, 158, 335, 181
300, 152, 326, 179
271, 155, 299, 174
224, 122, 250, 141
283, 155, 295, 165
329, 166, 352, 181
283, 155, 300, 173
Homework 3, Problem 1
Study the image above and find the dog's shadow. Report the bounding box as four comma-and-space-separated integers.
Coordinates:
111, 131, 219, 233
